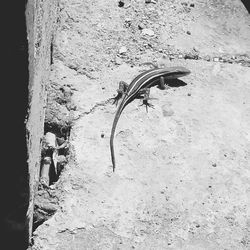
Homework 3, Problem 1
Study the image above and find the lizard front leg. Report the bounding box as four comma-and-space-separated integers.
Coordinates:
157, 76, 171, 90
138, 88, 154, 112
112, 81, 128, 106
158, 76, 166, 90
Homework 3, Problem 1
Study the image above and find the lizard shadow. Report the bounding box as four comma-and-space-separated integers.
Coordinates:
135, 79, 187, 102
165, 79, 187, 88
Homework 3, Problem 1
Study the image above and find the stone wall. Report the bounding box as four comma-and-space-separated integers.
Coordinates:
25, 0, 58, 242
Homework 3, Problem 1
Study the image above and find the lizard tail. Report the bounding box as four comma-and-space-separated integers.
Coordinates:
110, 101, 125, 172
110, 129, 116, 172
110, 113, 120, 172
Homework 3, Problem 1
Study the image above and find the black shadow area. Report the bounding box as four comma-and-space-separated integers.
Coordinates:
1, 1, 29, 250
166, 79, 188, 88
241, 0, 250, 13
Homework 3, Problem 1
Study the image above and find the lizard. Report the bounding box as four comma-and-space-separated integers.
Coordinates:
110, 65, 191, 172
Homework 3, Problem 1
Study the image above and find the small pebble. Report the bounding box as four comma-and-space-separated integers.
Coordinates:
187, 93, 191, 96
142, 28, 155, 36
187, 31, 191, 35
213, 57, 219, 62
169, 54, 175, 60
212, 163, 217, 167
124, 18, 132, 27
145, 0, 157, 3
125, 17, 132, 22
190, 3, 195, 7
101, 133, 105, 138
138, 23, 145, 30
118, 0, 124, 7
119, 46, 127, 54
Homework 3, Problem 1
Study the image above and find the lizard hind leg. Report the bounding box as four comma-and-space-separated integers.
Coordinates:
112, 81, 129, 106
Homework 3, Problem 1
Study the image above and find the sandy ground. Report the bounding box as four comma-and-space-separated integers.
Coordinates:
32, 0, 250, 249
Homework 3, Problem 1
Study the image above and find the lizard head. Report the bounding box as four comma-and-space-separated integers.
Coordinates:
165, 66, 191, 79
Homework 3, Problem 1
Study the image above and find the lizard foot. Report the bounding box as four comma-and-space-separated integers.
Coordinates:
111, 92, 123, 106
111, 81, 128, 106
140, 100, 154, 112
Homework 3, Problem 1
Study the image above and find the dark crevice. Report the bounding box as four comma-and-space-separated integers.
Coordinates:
50, 37, 54, 65
32, 122, 71, 233
33, 206, 57, 232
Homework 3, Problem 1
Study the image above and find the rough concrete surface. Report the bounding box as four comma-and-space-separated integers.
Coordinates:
31, 0, 250, 249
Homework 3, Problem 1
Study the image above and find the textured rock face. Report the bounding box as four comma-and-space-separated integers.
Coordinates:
30, 0, 250, 249
26, 0, 59, 241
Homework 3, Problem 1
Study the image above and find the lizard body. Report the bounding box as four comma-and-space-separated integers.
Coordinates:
110, 66, 191, 171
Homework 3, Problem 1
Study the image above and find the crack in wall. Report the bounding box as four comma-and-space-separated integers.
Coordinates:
79, 98, 114, 117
